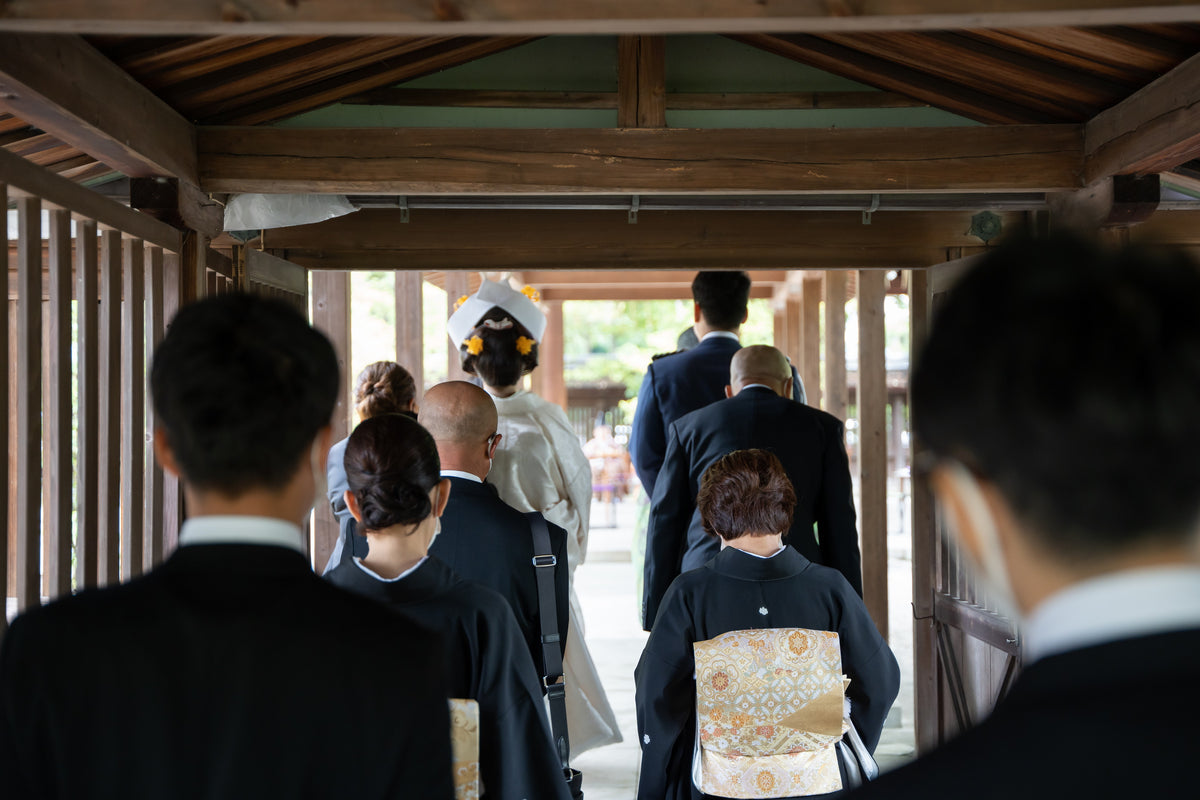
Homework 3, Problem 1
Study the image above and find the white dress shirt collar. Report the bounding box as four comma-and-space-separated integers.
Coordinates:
178, 516, 306, 556
441, 470, 483, 484
700, 330, 740, 343
1023, 565, 1200, 663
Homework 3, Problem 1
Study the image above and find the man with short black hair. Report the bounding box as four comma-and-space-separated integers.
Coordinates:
846, 235, 1200, 798
630, 271, 805, 499
0, 294, 454, 799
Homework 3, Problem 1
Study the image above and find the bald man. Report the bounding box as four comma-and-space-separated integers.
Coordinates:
642, 345, 861, 630
423, 381, 571, 679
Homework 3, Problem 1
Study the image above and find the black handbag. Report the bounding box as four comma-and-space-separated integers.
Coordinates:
527, 512, 584, 800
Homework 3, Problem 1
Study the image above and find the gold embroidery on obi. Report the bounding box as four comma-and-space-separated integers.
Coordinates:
449, 698, 481, 800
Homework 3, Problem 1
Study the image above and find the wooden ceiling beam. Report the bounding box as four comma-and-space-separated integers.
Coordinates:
540, 286, 775, 301
259, 208, 1017, 271
0, 33, 196, 182
522, 269, 793, 287
5, 2, 1200, 36
731, 33, 1052, 124
1085, 51, 1200, 181
198, 125, 1083, 194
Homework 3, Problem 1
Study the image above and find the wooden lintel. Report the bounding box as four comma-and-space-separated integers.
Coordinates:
0, 146, 183, 252
1086, 50, 1200, 181
198, 125, 1083, 194
541, 285, 774, 301
342, 88, 927, 111
523, 269, 793, 288
0, 33, 197, 183
4, 2, 1200, 36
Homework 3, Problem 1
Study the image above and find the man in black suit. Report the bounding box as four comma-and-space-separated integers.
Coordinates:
642, 345, 860, 629
423, 380, 571, 678
630, 271, 807, 499
0, 294, 454, 799
847, 235, 1200, 799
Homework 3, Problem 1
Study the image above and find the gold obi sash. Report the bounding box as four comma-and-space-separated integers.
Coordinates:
692, 628, 849, 799
449, 698, 481, 800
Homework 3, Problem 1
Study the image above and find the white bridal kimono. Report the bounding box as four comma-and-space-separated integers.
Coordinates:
487, 389, 623, 755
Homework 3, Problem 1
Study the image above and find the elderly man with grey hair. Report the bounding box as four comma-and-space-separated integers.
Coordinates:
641, 344, 861, 630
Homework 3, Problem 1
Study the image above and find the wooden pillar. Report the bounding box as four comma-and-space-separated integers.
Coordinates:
909, 267, 940, 754
75, 219, 100, 590
824, 271, 849, 422
121, 241, 146, 581
145, 246, 166, 570
801, 275, 822, 408
310, 271, 352, 573
617, 36, 666, 128
444, 271, 470, 382
0, 182, 6, 628
537, 300, 567, 410
785, 296, 802, 368
858, 269, 889, 640
181, 229, 207, 303
43, 209, 72, 600
772, 300, 787, 355
394, 271, 425, 390
14, 196, 41, 610
160, 251, 183, 553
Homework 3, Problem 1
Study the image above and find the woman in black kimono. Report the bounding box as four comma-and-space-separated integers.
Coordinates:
635, 449, 900, 800
326, 413, 571, 800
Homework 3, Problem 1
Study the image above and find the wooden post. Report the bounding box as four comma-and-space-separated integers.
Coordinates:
44, 209, 72, 600
858, 269, 889, 640
772, 299, 788, 356
145, 246, 166, 570
394, 270, 424, 389
538, 300, 567, 410
909, 267, 940, 754
15, 196, 42, 610
310, 271, 352, 573
0, 182, 8, 629
97, 231, 123, 586
785, 296, 802, 368
160, 251, 183, 552
75, 219, 100, 590
181, 229, 207, 303
824, 271, 849, 422
444, 271, 470, 382
121, 241, 146, 581
617, 36, 667, 128
801, 274, 822, 408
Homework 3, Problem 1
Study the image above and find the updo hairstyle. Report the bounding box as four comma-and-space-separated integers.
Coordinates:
343, 414, 441, 534
697, 449, 796, 541
459, 306, 539, 387
354, 361, 416, 421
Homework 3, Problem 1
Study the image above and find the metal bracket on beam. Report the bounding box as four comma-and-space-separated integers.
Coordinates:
629, 195, 639, 224
862, 194, 880, 225
398, 196, 410, 224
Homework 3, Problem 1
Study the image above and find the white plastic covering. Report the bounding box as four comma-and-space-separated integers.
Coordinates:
223, 193, 358, 231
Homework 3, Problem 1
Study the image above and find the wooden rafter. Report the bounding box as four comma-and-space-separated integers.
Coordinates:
4, 2, 1200, 36
198, 125, 1083, 194
1085, 50, 1200, 180
0, 33, 196, 182
261, 208, 1016, 271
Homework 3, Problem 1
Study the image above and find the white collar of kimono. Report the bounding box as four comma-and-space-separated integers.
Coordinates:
725, 543, 787, 559
1023, 565, 1200, 664
700, 330, 739, 343
178, 516, 305, 556
353, 556, 428, 583
442, 470, 483, 484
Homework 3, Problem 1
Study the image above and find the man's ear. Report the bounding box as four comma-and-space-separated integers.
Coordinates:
724, 384, 734, 399
693, 302, 702, 324
434, 478, 452, 517
152, 428, 181, 479
741, 309, 749, 324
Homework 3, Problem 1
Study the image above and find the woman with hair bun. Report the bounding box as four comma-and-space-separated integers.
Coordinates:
326, 413, 571, 800
324, 361, 418, 574
635, 449, 899, 800
447, 280, 622, 755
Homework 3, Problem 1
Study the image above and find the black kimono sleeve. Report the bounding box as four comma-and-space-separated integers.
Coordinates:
832, 580, 900, 752
634, 577, 701, 800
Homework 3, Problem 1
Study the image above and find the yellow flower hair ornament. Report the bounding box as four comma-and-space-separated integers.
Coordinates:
466, 336, 484, 356
454, 295, 470, 311
516, 336, 535, 356
521, 285, 541, 303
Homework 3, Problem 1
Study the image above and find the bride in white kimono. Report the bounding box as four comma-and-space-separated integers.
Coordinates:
447, 280, 622, 756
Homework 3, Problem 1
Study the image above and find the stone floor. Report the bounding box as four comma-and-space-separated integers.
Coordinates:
571, 493, 917, 799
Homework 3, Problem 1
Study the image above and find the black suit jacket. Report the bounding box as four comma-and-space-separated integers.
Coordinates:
429, 476, 571, 678
0, 542, 455, 800
846, 628, 1200, 799
643, 386, 861, 629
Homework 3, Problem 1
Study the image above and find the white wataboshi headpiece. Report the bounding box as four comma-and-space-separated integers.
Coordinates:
446, 279, 547, 348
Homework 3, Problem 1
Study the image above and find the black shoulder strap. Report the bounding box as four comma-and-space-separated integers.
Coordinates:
526, 511, 571, 771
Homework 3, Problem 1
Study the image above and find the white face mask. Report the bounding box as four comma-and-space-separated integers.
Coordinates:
310, 439, 328, 513
428, 516, 442, 550
940, 462, 1020, 623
